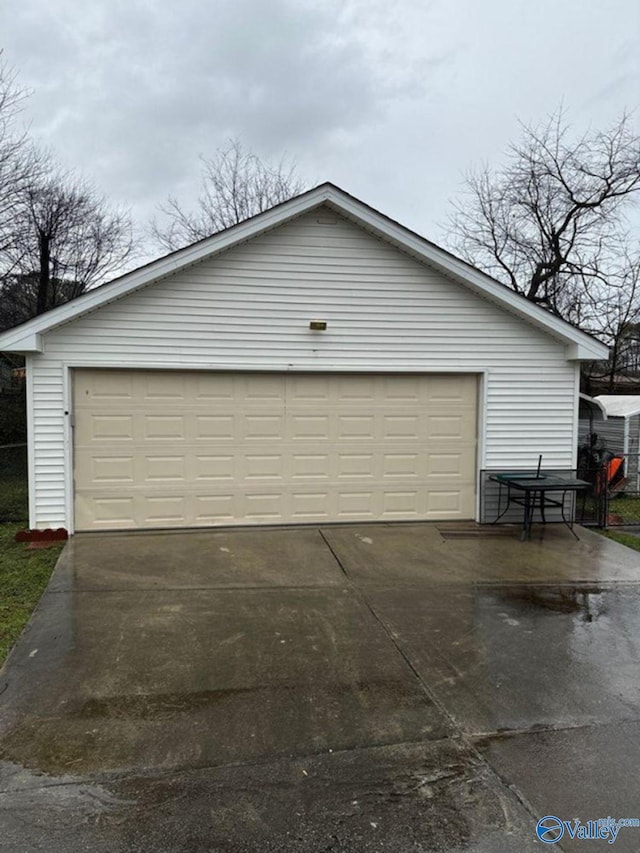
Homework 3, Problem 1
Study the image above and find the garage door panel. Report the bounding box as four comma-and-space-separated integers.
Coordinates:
242, 454, 285, 481
93, 455, 135, 485
76, 495, 135, 529
144, 495, 186, 524
244, 491, 286, 520
337, 453, 376, 479
382, 490, 421, 515
194, 373, 235, 400
291, 454, 330, 479
337, 415, 376, 440
192, 493, 236, 523
244, 375, 285, 401
143, 372, 186, 400
383, 415, 421, 440
383, 453, 419, 478
82, 414, 134, 443
77, 370, 135, 401
195, 415, 235, 440
243, 414, 284, 441
426, 490, 465, 515
426, 452, 465, 476
73, 370, 477, 530
427, 415, 462, 439
288, 375, 331, 402
337, 491, 376, 517
144, 415, 185, 440
291, 491, 331, 518
288, 414, 331, 441
193, 454, 234, 481
73, 451, 134, 488
380, 375, 423, 401
426, 414, 477, 442
144, 455, 186, 482
336, 376, 376, 401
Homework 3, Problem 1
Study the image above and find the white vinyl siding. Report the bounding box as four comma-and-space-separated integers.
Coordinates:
29, 358, 67, 529
28, 208, 577, 529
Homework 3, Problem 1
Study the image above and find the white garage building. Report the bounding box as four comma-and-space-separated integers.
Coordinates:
0, 184, 608, 532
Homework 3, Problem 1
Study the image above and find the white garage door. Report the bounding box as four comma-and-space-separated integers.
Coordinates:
73, 370, 477, 530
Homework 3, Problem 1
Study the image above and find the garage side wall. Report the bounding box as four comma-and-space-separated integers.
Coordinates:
28, 209, 577, 529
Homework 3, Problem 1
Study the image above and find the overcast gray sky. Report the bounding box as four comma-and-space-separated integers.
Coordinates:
1, 0, 639, 256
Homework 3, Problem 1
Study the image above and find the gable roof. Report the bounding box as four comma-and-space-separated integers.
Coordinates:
0, 182, 609, 360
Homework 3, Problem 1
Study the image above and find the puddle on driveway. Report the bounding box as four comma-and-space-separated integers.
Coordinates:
487, 585, 607, 621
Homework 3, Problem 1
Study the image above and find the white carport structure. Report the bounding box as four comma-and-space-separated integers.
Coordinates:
578, 393, 608, 432
594, 396, 640, 490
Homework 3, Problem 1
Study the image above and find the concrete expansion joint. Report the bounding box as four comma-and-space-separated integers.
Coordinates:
318, 530, 351, 580
314, 532, 549, 833
361, 596, 546, 829
59, 584, 351, 594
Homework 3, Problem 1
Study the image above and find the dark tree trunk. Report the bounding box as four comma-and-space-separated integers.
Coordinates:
607, 340, 620, 393
36, 232, 50, 315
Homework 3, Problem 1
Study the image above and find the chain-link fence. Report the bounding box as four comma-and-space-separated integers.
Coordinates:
576, 450, 640, 528
0, 443, 28, 522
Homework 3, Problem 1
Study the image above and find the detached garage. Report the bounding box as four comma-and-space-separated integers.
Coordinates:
0, 184, 607, 533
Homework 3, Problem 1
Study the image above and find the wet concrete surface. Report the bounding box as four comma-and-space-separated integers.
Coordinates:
478, 722, 640, 852
361, 582, 640, 734
1, 583, 450, 774
1, 522, 640, 851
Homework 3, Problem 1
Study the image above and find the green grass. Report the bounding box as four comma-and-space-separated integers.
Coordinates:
607, 494, 640, 526
0, 444, 29, 522
0, 523, 64, 664
0, 474, 29, 522
0, 445, 64, 666
602, 529, 640, 553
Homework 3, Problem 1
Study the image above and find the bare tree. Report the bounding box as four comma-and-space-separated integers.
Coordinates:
0, 56, 136, 331
152, 139, 307, 251
0, 172, 136, 327
577, 245, 640, 392
447, 110, 640, 318
0, 52, 44, 257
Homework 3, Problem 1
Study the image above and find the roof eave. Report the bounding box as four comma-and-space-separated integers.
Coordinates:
1, 332, 43, 353
565, 341, 610, 361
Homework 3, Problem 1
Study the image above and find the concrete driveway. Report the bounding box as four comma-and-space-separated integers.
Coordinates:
2, 522, 640, 851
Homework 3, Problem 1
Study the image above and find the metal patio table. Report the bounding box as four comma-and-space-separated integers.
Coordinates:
489, 472, 590, 541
